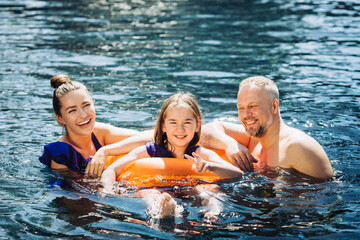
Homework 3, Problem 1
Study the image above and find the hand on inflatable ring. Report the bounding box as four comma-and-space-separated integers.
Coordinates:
185, 153, 212, 173
225, 142, 258, 172
85, 148, 107, 177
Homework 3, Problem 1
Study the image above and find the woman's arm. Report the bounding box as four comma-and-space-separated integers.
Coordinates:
86, 128, 154, 177
51, 160, 68, 169
101, 145, 149, 192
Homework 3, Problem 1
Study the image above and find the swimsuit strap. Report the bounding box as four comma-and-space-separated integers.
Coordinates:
91, 133, 102, 151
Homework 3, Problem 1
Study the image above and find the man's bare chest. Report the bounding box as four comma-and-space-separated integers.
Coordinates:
249, 141, 292, 169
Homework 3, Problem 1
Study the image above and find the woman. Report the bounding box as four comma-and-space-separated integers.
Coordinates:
39, 74, 147, 177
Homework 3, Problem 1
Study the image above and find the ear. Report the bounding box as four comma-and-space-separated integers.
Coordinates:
196, 118, 202, 132
55, 114, 66, 125
272, 99, 279, 114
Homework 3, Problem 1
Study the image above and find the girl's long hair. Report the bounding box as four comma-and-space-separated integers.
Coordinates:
154, 93, 202, 155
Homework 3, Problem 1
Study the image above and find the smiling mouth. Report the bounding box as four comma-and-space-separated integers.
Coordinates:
175, 135, 187, 139
244, 118, 257, 126
77, 119, 91, 126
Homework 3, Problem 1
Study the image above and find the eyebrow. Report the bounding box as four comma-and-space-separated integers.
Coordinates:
238, 101, 257, 106
65, 101, 91, 111
65, 106, 76, 111
167, 118, 194, 121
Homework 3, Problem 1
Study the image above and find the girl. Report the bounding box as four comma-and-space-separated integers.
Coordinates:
39, 74, 148, 177
101, 93, 243, 218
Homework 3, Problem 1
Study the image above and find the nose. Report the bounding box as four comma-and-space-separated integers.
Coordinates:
243, 107, 252, 117
79, 108, 87, 117
178, 123, 185, 132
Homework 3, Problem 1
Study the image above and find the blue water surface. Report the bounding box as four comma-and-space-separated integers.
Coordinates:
0, 0, 359, 239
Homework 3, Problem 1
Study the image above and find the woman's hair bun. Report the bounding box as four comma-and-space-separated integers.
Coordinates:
50, 74, 71, 89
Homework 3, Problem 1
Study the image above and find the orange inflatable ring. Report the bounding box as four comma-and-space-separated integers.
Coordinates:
105, 149, 230, 188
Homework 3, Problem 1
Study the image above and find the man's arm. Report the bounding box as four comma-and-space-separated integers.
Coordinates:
200, 122, 257, 172
287, 134, 333, 180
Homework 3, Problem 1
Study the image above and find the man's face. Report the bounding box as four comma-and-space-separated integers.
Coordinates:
237, 85, 274, 138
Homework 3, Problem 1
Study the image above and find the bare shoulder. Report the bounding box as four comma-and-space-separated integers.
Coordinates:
92, 122, 113, 143
94, 122, 135, 132
94, 121, 112, 131
93, 122, 139, 145
283, 126, 322, 151
282, 126, 332, 180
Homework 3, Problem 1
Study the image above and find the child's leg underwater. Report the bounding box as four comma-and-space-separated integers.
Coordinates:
135, 184, 225, 221
194, 184, 225, 222
137, 189, 177, 218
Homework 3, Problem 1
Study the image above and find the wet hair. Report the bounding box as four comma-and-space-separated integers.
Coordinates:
154, 93, 202, 155
240, 76, 279, 101
50, 74, 89, 117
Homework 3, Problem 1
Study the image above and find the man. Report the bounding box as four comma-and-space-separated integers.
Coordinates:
201, 76, 333, 180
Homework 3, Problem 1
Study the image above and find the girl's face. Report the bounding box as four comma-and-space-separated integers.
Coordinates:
162, 105, 201, 150
56, 88, 96, 136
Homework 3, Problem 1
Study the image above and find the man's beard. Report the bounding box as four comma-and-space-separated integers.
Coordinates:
245, 125, 266, 138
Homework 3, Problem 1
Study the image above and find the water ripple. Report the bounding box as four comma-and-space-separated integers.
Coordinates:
0, 0, 359, 238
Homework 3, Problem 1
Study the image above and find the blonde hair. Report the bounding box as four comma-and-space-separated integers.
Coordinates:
240, 76, 279, 101
154, 93, 202, 155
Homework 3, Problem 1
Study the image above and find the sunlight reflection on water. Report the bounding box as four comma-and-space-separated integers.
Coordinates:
0, 0, 359, 238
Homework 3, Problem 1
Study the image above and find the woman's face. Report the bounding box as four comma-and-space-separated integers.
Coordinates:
56, 88, 96, 136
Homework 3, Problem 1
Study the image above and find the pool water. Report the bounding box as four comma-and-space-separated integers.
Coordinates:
0, 0, 359, 239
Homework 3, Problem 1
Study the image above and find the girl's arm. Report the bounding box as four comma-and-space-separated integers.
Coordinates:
196, 146, 235, 166
186, 152, 243, 179
185, 147, 244, 179
101, 145, 150, 192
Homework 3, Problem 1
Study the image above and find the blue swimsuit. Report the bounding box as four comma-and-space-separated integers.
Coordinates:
145, 142, 200, 158
39, 133, 102, 174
